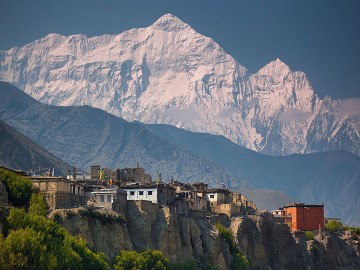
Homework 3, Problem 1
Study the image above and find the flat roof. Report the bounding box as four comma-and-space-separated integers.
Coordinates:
283, 203, 324, 209
203, 188, 231, 194
121, 182, 176, 190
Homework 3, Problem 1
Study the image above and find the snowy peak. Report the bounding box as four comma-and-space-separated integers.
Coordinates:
0, 14, 359, 157
152, 13, 190, 31
257, 58, 291, 78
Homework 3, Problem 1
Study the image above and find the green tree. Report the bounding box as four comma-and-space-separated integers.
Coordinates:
29, 192, 47, 217
0, 227, 49, 270
0, 168, 32, 207
1, 206, 109, 269
114, 250, 169, 270
215, 223, 249, 270
325, 220, 343, 233
305, 231, 314, 241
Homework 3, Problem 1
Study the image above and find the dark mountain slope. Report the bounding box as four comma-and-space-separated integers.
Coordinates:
0, 119, 71, 175
144, 123, 360, 225
0, 81, 239, 187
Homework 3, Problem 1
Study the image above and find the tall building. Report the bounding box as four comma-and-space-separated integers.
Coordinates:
90, 165, 101, 180
283, 203, 324, 231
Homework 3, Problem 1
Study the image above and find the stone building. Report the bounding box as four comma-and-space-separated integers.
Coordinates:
90, 188, 127, 215
213, 202, 241, 217
203, 188, 232, 206
112, 167, 152, 184
30, 176, 85, 209
90, 165, 101, 180
122, 183, 175, 206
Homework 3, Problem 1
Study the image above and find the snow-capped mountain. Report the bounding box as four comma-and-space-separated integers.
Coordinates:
0, 13, 359, 156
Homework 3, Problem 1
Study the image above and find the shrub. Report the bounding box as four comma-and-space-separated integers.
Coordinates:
215, 223, 249, 270
53, 212, 63, 224
0, 168, 32, 207
233, 252, 250, 270
343, 226, 360, 236
305, 231, 314, 241
114, 250, 169, 270
29, 193, 47, 217
325, 220, 344, 233
1, 200, 109, 269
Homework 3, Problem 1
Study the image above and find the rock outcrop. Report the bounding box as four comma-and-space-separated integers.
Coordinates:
233, 213, 360, 270
53, 205, 360, 269
54, 202, 232, 269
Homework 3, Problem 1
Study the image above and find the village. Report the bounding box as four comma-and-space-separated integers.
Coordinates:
1, 164, 331, 234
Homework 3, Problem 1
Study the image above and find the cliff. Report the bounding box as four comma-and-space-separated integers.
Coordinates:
51, 204, 360, 270
53, 201, 232, 269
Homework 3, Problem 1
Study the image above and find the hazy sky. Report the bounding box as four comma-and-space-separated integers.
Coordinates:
0, 0, 359, 99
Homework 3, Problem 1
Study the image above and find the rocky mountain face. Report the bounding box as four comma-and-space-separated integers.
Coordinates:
0, 119, 72, 175
0, 13, 359, 156
53, 206, 360, 270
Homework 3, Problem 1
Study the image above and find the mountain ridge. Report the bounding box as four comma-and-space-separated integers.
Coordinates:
0, 119, 72, 175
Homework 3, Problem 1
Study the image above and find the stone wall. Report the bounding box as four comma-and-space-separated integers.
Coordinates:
32, 179, 85, 209
213, 202, 241, 218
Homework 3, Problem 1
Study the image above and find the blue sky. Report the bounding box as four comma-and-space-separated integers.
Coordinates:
0, 0, 359, 99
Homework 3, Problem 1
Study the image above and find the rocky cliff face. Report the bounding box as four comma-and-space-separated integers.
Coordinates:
1, 14, 359, 156
54, 202, 232, 269
53, 205, 360, 270
232, 213, 360, 270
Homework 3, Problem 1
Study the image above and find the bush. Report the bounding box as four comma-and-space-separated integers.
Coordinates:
114, 250, 169, 270
29, 193, 47, 217
215, 223, 249, 270
0, 197, 109, 269
343, 226, 360, 236
305, 231, 314, 241
325, 220, 344, 233
233, 252, 250, 270
0, 168, 32, 207
53, 212, 63, 224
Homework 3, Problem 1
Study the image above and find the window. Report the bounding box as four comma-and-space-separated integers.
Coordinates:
130, 191, 135, 196
100, 195, 104, 202
107, 195, 111, 202
148, 191, 153, 196
139, 191, 144, 195
210, 194, 215, 199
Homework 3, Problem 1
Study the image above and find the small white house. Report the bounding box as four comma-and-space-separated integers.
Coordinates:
122, 183, 176, 206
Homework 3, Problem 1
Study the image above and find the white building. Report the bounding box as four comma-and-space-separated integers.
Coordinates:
122, 183, 176, 206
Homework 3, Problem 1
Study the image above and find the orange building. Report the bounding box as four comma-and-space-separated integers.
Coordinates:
283, 203, 324, 232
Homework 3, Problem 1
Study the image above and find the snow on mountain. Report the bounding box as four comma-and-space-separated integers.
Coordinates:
0, 13, 359, 156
